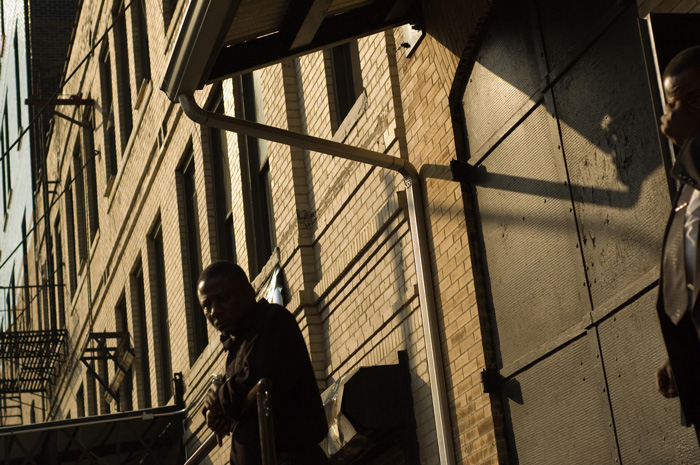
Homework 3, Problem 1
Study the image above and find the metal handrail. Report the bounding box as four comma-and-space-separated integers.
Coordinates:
184, 378, 275, 465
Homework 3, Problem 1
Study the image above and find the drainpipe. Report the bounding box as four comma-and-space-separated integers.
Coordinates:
179, 92, 456, 465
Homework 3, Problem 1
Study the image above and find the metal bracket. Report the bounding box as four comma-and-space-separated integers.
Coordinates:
480, 369, 504, 394
80, 332, 134, 407
450, 159, 474, 183
25, 94, 94, 130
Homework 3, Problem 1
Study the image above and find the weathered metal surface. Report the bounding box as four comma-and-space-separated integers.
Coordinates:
464, 0, 695, 461
502, 336, 616, 464
553, 7, 670, 309
474, 105, 589, 368
535, 0, 617, 74
461, 1, 541, 160
598, 289, 700, 464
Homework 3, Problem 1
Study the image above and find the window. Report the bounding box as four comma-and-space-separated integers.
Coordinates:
115, 294, 133, 411
99, 47, 118, 187
206, 86, 236, 262
236, 73, 275, 277
161, 0, 176, 32
21, 217, 29, 327
178, 149, 209, 362
7, 269, 15, 330
39, 262, 49, 330
148, 221, 172, 404
326, 41, 363, 131
64, 173, 78, 297
1, 100, 10, 219
112, 1, 133, 148
131, 0, 151, 88
76, 384, 85, 417
13, 26, 21, 131
54, 218, 66, 328
98, 354, 110, 414
72, 145, 88, 266
83, 111, 100, 241
130, 261, 151, 408
86, 369, 98, 415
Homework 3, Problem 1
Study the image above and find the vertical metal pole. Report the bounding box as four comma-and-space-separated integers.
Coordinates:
256, 379, 276, 465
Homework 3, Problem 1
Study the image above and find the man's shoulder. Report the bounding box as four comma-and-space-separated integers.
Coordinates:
257, 300, 298, 329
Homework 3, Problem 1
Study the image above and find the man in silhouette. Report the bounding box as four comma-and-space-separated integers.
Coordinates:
656, 45, 700, 441
199, 261, 329, 464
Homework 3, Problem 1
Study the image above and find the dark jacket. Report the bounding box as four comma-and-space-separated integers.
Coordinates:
657, 131, 700, 428
217, 299, 329, 465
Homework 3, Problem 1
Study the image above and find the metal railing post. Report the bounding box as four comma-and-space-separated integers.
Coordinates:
184, 378, 274, 465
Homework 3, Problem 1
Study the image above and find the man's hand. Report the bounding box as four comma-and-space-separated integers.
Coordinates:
205, 386, 230, 444
656, 358, 678, 398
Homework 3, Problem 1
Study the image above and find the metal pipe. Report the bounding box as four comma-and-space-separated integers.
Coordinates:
256, 379, 276, 465
179, 92, 456, 465
184, 378, 274, 465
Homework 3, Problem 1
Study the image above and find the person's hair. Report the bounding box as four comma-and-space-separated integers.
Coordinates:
198, 261, 251, 289
663, 45, 700, 80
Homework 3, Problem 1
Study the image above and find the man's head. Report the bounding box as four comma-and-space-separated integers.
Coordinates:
660, 45, 700, 147
197, 261, 256, 336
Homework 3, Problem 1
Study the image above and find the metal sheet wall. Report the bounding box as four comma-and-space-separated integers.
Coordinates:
461, 0, 700, 462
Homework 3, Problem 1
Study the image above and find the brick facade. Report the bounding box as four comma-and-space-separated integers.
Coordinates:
5, 0, 699, 463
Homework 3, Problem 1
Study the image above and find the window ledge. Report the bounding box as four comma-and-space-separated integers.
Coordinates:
332, 89, 367, 144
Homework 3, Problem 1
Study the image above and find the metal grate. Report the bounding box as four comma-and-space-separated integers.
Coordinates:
0, 330, 67, 393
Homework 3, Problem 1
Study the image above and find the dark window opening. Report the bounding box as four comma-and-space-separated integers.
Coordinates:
64, 175, 78, 298
149, 222, 172, 404
207, 86, 236, 263
237, 73, 275, 277
99, 48, 118, 184
327, 41, 363, 129
113, 1, 133, 148
53, 218, 66, 329
131, 262, 152, 408
180, 153, 208, 361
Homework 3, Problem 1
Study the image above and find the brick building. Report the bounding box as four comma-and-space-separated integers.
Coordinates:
1, 0, 700, 464
0, 0, 77, 426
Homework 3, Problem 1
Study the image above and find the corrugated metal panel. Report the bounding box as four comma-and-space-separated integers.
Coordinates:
328, 0, 374, 14
475, 104, 589, 367
461, 1, 541, 160
598, 289, 700, 464
224, 0, 375, 45
225, 0, 288, 45
503, 336, 616, 464
535, 0, 613, 73
553, 7, 671, 309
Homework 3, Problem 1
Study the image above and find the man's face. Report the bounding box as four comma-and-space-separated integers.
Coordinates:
197, 273, 256, 336
661, 66, 700, 147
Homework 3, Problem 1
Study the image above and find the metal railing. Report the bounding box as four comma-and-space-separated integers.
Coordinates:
184, 378, 275, 465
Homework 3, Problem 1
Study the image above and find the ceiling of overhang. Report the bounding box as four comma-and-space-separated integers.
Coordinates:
206, 0, 421, 83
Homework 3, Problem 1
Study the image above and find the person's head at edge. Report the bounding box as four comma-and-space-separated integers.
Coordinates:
661, 45, 700, 147
197, 261, 257, 337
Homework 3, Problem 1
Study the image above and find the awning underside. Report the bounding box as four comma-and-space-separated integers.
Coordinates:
209, 0, 421, 82
162, 0, 421, 100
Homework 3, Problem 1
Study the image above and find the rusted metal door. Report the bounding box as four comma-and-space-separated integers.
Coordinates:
460, 0, 700, 462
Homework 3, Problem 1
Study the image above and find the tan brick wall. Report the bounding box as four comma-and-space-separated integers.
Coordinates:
394, 0, 502, 463
34, 0, 473, 460
31, 0, 699, 463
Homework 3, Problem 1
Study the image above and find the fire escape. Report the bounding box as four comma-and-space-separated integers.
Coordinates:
0, 328, 67, 425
